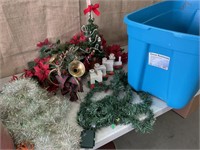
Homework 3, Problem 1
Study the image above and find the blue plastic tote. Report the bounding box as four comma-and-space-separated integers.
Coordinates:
124, 0, 199, 109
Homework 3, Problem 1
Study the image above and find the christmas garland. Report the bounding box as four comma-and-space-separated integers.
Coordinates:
0, 79, 82, 150
77, 70, 155, 133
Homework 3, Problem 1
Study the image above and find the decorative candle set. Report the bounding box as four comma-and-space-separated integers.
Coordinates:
89, 53, 123, 89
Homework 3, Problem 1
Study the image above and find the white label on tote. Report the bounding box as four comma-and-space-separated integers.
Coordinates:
148, 52, 170, 70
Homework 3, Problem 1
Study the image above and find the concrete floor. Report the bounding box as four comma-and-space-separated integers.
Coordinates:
114, 110, 199, 149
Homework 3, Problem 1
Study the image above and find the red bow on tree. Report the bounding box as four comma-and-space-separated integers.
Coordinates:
84, 3, 100, 16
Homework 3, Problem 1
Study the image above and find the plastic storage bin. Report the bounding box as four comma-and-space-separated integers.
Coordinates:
124, 0, 199, 109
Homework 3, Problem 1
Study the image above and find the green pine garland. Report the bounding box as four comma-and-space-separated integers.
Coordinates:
77, 70, 155, 133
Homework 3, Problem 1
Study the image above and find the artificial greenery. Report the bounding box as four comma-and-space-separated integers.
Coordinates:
77, 70, 155, 133
0, 79, 81, 150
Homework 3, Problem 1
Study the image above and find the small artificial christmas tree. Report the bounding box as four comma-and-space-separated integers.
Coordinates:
80, 3, 106, 69
83, 4, 104, 54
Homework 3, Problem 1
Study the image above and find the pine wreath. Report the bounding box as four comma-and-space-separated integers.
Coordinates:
77, 70, 155, 133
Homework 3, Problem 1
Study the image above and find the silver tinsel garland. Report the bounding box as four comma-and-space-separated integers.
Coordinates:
0, 79, 81, 150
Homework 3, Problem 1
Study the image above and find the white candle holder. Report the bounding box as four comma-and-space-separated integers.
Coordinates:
102, 55, 115, 75
114, 56, 123, 69
89, 69, 103, 89
94, 63, 109, 80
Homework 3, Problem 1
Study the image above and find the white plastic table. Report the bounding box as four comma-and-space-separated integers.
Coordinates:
0, 46, 172, 150
0, 75, 171, 150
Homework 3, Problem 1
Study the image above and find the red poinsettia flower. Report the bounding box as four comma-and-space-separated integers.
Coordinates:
121, 52, 128, 63
34, 56, 51, 64
79, 32, 87, 42
70, 32, 87, 45
36, 38, 50, 48
34, 62, 50, 81
24, 69, 34, 78
10, 75, 18, 82
34, 58, 40, 63
106, 45, 121, 54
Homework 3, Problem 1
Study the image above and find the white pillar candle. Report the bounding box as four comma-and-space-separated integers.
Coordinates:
86, 0, 93, 18
86, 0, 91, 6
118, 56, 121, 62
